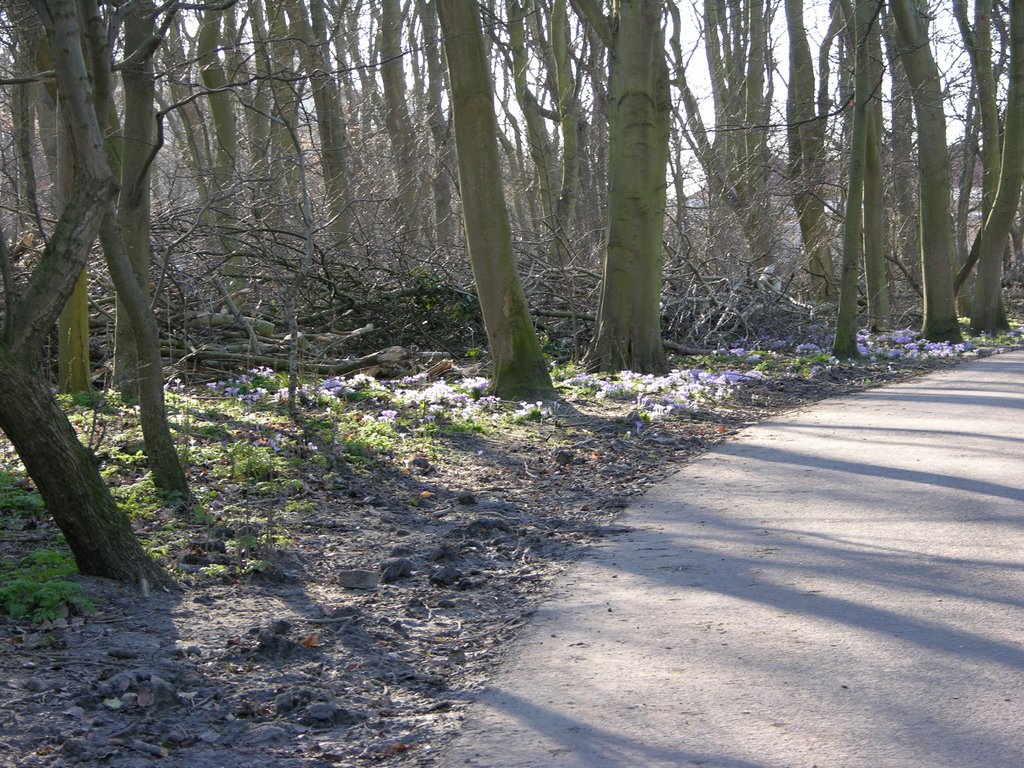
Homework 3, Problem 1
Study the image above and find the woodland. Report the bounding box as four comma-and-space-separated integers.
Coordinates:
0, 0, 1023, 764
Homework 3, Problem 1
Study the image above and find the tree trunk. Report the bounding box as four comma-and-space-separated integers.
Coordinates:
1, 0, 170, 586
833, 0, 872, 358
112, 0, 157, 397
785, 0, 839, 302
381, 0, 420, 231
437, 0, 555, 400
584, 0, 669, 374
965, 0, 1023, 333
416, 0, 457, 244
286, 0, 353, 238
0, 349, 171, 588
891, 0, 962, 342
864, 79, 889, 331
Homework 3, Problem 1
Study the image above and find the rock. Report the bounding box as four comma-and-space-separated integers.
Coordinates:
338, 569, 380, 590
463, 516, 511, 537
429, 565, 463, 588
256, 631, 308, 658
165, 729, 190, 745
552, 448, 574, 465
275, 688, 314, 716
241, 724, 292, 745
23, 676, 48, 692
98, 671, 138, 697
428, 542, 459, 562
61, 738, 89, 758
267, 617, 292, 635
139, 675, 178, 707
380, 558, 415, 583
301, 702, 362, 727
107, 647, 138, 660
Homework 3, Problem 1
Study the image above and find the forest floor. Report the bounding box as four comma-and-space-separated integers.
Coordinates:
1, 328, 1022, 767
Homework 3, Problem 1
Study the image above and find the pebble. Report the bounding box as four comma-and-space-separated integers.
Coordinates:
429, 565, 464, 588
380, 558, 415, 583
338, 569, 380, 590
552, 448, 574, 465
23, 677, 48, 692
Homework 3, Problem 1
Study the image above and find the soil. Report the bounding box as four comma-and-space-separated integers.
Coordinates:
0, 351, 1006, 767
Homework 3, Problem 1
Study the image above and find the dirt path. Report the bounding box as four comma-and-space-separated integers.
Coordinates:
437, 351, 1024, 768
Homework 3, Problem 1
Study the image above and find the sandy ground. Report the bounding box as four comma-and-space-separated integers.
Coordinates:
438, 351, 1024, 768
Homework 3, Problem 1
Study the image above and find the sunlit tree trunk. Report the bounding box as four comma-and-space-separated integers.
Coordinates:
863, 19, 889, 331
833, 0, 873, 358
1, 0, 171, 587
39, 33, 92, 393
381, 0, 419, 231
552, 0, 580, 265
416, 0, 456, 244
112, 0, 156, 397
437, 0, 554, 399
507, 0, 559, 255
77, 0, 189, 498
197, 6, 242, 286
881, 9, 920, 291
578, 0, 670, 373
958, 0, 1024, 333
785, 0, 839, 301
286, 0, 353, 238
891, 0, 962, 342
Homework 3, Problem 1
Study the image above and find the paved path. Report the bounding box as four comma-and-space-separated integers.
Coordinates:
439, 351, 1024, 768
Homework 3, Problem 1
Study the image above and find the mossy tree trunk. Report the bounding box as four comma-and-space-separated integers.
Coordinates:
785, 0, 840, 302
437, 0, 554, 401
579, 0, 670, 374
286, 0, 353, 239
833, 0, 874, 358
0, 349, 171, 588
959, 0, 1024, 333
112, 0, 156, 397
1, 0, 171, 587
76, 0, 188, 498
863, 24, 890, 333
891, 0, 962, 342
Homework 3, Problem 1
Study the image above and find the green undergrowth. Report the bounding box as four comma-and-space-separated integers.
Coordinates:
0, 547, 94, 623
1, 319, 1020, 588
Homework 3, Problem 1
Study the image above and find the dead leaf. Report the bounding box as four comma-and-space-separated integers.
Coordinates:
300, 632, 321, 648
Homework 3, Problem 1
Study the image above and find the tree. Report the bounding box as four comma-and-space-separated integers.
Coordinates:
785, 0, 840, 301
1, 0, 172, 587
436, 0, 555, 400
833, 0, 875, 357
576, 0, 670, 374
890, 0, 962, 342
957, 0, 1024, 333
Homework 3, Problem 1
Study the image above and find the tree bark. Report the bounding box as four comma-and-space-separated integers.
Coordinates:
437, 0, 555, 400
2, 0, 170, 586
112, 0, 157, 397
584, 0, 669, 374
833, 0, 872, 358
963, 0, 1023, 333
0, 349, 172, 588
785, 0, 839, 301
891, 0, 962, 342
